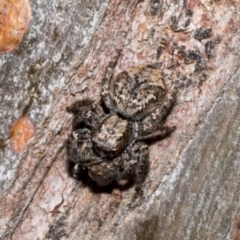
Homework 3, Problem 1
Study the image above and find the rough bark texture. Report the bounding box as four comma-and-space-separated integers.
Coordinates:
0, 0, 240, 239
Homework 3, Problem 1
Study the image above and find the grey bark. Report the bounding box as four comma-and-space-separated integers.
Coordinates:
0, 0, 240, 240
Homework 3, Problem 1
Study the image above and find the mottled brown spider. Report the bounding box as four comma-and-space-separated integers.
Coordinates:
67, 64, 177, 190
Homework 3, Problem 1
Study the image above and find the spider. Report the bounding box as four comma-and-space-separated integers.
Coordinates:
67, 64, 177, 190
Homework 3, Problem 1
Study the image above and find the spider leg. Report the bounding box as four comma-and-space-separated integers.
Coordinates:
80, 158, 104, 167
67, 130, 87, 163
129, 142, 149, 191
67, 99, 107, 130
101, 50, 122, 112
67, 130, 104, 178
136, 125, 176, 141
66, 99, 95, 114
73, 128, 92, 140
67, 129, 91, 162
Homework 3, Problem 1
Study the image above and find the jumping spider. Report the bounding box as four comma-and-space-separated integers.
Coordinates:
67, 65, 177, 190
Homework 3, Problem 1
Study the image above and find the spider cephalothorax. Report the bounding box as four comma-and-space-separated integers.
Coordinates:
67, 65, 177, 190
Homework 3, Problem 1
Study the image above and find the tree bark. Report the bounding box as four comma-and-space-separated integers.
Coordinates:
0, 0, 240, 239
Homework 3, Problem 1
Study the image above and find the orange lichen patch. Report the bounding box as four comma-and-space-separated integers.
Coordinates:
0, 0, 32, 53
10, 116, 35, 153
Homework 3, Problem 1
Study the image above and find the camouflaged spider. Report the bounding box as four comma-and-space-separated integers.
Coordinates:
67, 65, 177, 190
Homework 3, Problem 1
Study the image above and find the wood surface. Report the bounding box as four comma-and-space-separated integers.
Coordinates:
0, 0, 240, 239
